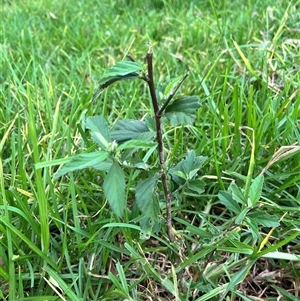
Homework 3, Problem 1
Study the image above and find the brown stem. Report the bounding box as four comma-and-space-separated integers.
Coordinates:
146, 45, 175, 242
146, 46, 160, 115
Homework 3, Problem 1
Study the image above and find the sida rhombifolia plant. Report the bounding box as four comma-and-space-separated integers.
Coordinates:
52, 45, 206, 242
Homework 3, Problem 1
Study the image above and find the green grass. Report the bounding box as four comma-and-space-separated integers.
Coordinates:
1, 0, 300, 300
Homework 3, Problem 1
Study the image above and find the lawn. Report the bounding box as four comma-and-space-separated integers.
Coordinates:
0, 0, 300, 300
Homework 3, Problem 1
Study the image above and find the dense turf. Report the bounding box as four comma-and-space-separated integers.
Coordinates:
1, 0, 299, 300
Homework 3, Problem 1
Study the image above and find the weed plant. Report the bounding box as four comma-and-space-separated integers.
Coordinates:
1, 0, 299, 300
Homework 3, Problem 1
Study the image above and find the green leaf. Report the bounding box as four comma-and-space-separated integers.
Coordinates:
165, 96, 201, 126
163, 76, 183, 96
244, 217, 260, 240
189, 284, 228, 301
156, 76, 183, 102
248, 211, 279, 227
103, 162, 126, 217
110, 119, 151, 143
248, 175, 264, 207
117, 139, 156, 151
186, 180, 205, 194
162, 266, 180, 297
93, 158, 113, 171
229, 182, 246, 205
262, 252, 300, 261
173, 170, 187, 181
102, 61, 143, 77
177, 237, 229, 272
45, 267, 82, 301
139, 216, 159, 240
115, 261, 129, 294
271, 285, 300, 301
101, 222, 141, 232
98, 61, 143, 89
220, 260, 256, 300
93, 61, 143, 100
235, 207, 250, 224
155, 83, 165, 103
86, 116, 110, 149
227, 239, 254, 255
36, 157, 78, 169
218, 191, 240, 215
156, 74, 189, 104
108, 272, 124, 292
0, 218, 58, 270
176, 217, 212, 239
254, 231, 300, 258
54, 151, 108, 179
135, 175, 160, 239
135, 175, 159, 216
169, 150, 207, 185
0, 266, 9, 282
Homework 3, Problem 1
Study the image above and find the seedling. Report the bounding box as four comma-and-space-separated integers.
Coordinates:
52, 45, 205, 242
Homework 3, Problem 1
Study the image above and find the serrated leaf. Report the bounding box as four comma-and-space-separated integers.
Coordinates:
135, 175, 159, 216
102, 61, 143, 77
139, 215, 159, 240
98, 61, 143, 89
186, 180, 205, 194
165, 96, 201, 113
248, 175, 264, 207
86, 116, 110, 149
248, 212, 279, 227
218, 191, 240, 214
117, 139, 156, 151
54, 151, 108, 179
165, 96, 201, 126
229, 182, 246, 205
93, 158, 113, 171
136, 175, 160, 240
184, 151, 206, 173
188, 169, 199, 179
103, 162, 126, 217
144, 116, 156, 131
110, 119, 151, 143
169, 150, 206, 185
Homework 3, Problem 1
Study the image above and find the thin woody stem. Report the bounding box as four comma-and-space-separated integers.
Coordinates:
145, 45, 175, 242
146, 46, 160, 114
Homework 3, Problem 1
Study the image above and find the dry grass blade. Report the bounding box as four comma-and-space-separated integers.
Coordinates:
260, 143, 300, 175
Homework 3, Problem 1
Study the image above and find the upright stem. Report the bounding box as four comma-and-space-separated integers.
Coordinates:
146, 46, 175, 242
